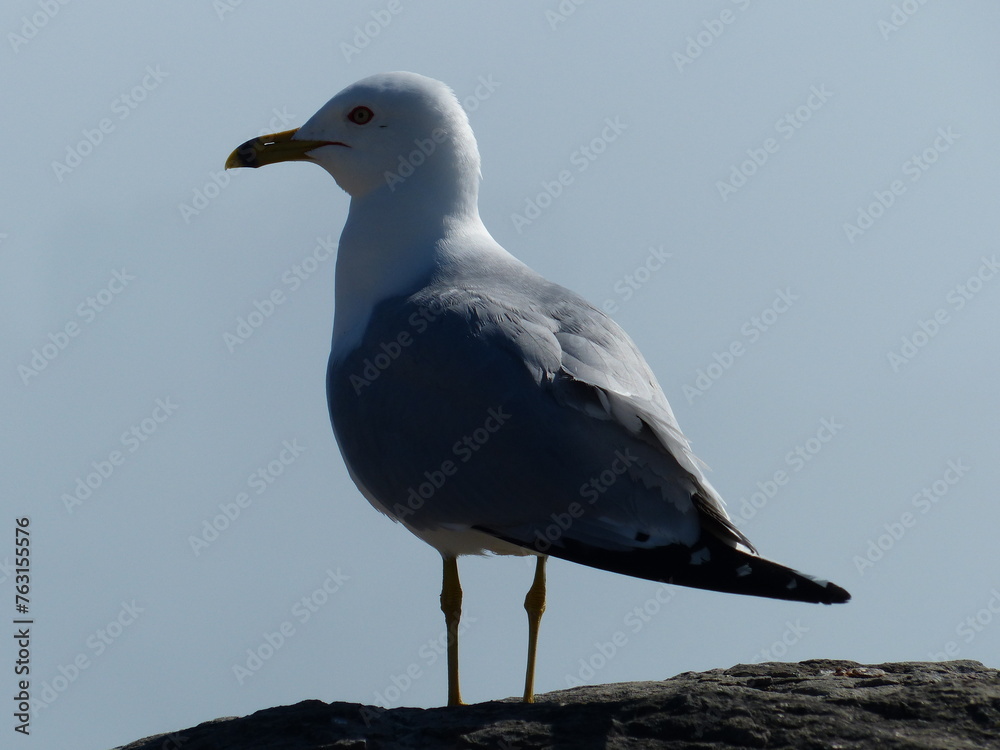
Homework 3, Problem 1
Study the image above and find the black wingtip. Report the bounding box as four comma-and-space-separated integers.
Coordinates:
487, 529, 851, 606
821, 580, 851, 605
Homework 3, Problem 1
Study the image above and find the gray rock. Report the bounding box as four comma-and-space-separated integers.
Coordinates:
112, 660, 1000, 750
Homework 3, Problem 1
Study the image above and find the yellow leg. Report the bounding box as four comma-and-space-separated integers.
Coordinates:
522, 555, 547, 703
440, 555, 464, 706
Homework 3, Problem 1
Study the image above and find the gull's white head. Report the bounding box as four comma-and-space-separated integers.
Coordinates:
227, 72, 481, 205
227, 72, 499, 348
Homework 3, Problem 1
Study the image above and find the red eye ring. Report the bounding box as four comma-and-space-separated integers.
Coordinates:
348, 106, 374, 125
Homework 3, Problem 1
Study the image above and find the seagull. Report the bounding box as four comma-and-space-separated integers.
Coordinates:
226, 71, 850, 707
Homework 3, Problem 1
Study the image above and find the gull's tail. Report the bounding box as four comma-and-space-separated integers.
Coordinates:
499, 532, 850, 605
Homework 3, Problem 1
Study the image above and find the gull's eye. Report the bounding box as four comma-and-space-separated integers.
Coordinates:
348, 106, 374, 125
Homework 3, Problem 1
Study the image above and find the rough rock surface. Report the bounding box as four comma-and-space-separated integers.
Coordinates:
113, 660, 1000, 750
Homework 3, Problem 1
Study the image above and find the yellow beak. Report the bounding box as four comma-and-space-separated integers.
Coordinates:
225, 128, 343, 169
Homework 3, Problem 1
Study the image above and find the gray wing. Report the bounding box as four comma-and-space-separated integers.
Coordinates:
529, 291, 755, 554
328, 262, 751, 555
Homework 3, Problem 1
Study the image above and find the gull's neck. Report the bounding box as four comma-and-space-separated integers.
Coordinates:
331, 170, 490, 357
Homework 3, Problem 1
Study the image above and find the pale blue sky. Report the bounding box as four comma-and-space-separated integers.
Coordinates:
3, 3, 1000, 748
